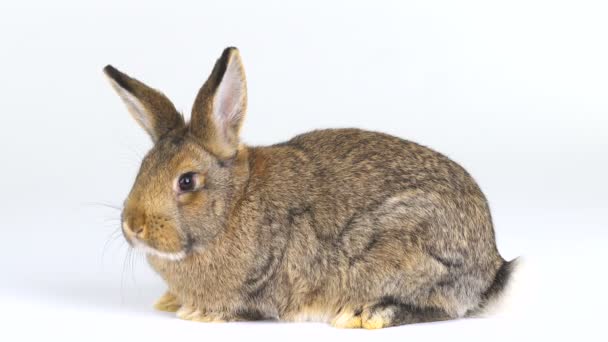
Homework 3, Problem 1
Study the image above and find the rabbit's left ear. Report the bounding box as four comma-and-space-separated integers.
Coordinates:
103, 65, 185, 142
190, 47, 247, 160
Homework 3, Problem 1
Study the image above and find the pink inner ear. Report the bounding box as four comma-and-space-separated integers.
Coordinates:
214, 59, 245, 133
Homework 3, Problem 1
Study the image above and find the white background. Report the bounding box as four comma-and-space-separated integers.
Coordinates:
1, 0, 606, 341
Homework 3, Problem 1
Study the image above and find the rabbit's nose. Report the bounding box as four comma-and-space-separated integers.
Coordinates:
122, 215, 147, 238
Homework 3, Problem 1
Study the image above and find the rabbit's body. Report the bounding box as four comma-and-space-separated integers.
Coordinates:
149, 128, 507, 327
105, 48, 515, 329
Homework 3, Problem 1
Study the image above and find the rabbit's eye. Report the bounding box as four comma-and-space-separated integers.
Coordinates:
178, 172, 196, 192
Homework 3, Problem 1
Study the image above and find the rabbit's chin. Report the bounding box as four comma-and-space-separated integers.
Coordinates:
132, 240, 188, 262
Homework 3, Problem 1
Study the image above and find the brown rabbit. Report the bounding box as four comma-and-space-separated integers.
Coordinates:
104, 47, 516, 329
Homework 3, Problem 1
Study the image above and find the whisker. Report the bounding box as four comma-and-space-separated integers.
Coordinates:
83, 201, 123, 211
101, 227, 124, 263
121, 247, 132, 305
129, 248, 136, 286
134, 250, 146, 299
130, 249, 139, 290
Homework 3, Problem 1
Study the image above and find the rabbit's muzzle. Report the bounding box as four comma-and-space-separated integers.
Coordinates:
121, 209, 185, 258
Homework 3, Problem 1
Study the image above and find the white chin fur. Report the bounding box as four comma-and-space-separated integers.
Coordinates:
133, 240, 186, 261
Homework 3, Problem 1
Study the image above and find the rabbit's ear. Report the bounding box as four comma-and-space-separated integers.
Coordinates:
190, 47, 247, 160
103, 65, 185, 142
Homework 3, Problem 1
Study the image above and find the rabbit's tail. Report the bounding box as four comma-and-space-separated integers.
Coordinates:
470, 257, 527, 317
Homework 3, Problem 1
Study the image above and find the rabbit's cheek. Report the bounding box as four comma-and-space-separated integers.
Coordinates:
145, 222, 184, 253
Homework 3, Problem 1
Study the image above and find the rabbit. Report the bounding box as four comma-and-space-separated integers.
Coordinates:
103, 47, 517, 329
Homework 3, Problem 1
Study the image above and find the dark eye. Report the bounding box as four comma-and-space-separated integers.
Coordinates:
178, 172, 196, 192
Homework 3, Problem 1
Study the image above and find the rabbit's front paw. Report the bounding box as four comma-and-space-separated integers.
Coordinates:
176, 306, 226, 323
154, 291, 181, 312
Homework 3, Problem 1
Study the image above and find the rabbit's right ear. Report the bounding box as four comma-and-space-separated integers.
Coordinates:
190, 47, 247, 160
103, 65, 185, 142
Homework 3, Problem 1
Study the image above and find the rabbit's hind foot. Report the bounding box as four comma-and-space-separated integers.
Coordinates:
331, 307, 392, 329
330, 308, 363, 329
362, 297, 452, 328
330, 306, 391, 329
330, 298, 451, 329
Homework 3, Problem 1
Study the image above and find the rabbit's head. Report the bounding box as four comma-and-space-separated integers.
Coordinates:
104, 47, 248, 260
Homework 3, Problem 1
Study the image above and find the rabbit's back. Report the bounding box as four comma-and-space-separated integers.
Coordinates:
259, 128, 496, 249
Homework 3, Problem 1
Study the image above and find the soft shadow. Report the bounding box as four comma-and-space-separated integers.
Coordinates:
7, 276, 165, 314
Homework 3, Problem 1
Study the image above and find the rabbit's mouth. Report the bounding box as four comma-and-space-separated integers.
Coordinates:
132, 239, 188, 261
121, 217, 192, 261
128, 233, 196, 262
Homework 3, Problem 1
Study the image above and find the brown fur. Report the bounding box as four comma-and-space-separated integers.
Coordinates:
104, 47, 516, 328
